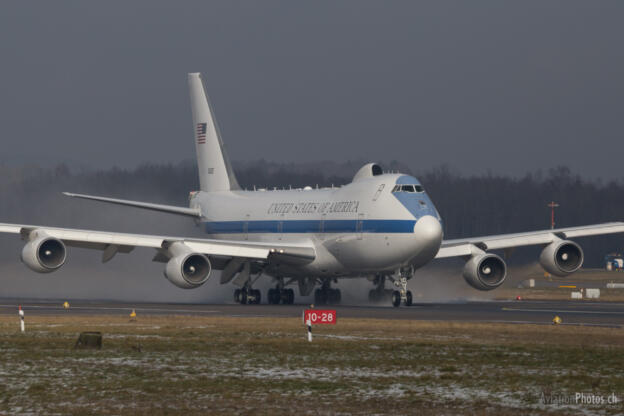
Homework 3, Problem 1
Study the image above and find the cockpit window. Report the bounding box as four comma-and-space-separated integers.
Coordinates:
392, 184, 425, 193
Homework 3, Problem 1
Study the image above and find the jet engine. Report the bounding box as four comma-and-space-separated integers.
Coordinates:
539, 240, 583, 277
21, 231, 67, 273
163, 242, 212, 289
463, 253, 507, 291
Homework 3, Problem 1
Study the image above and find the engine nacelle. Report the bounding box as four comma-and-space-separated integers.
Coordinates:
463, 253, 507, 291
21, 231, 67, 273
163, 242, 212, 289
539, 240, 583, 277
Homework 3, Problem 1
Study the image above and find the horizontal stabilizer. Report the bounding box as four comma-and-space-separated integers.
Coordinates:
63, 192, 202, 218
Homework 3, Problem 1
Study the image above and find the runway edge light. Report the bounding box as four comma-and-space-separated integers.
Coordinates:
553, 316, 562, 325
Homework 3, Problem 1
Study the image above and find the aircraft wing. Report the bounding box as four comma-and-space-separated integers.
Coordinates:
0, 223, 315, 264
436, 222, 624, 258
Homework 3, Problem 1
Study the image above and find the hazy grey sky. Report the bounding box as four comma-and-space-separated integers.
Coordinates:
1, 1, 623, 178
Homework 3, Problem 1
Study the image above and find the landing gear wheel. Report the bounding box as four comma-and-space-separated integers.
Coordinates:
404, 290, 413, 307
268, 288, 278, 304
240, 289, 248, 305
279, 288, 294, 305
328, 289, 341, 304
391, 290, 401, 308
234, 289, 241, 303
314, 289, 327, 305
253, 289, 261, 305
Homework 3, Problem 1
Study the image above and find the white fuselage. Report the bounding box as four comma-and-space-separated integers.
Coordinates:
191, 173, 444, 279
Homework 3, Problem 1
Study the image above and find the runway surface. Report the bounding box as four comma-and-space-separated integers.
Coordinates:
1, 299, 623, 327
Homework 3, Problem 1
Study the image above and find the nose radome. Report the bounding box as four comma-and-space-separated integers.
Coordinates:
414, 215, 443, 248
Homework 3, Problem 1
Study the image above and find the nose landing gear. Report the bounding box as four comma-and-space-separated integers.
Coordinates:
371, 268, 414, 307
390, 276, 413, 307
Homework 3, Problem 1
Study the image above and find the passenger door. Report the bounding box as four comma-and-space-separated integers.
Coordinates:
357, 213, 365, 240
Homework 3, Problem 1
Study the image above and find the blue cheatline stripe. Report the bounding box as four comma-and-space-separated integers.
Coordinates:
204, 219, 416, 234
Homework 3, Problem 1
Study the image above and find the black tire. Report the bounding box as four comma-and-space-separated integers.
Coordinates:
391, 290, 401, 307
267, 288, 275, 304
287, 288, 295, 304
315, 289, 328, 305
234, 289, 241, 303
368, 290, 375, 303
254, 289, 261, 304
335, 289, 341, 304
328, 289, 341, 304
280, 289, 289, 304
314, 289, 322, 305
405, 290, 413, 307
240, 289, 248, 305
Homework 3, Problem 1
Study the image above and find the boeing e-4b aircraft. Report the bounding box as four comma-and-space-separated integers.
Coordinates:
2, 73, 624, 307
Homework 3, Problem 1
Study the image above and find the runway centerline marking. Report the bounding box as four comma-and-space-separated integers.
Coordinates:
501, 307, 624, 315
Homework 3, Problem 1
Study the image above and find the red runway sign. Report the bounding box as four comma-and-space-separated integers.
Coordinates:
304, 309, 337, 324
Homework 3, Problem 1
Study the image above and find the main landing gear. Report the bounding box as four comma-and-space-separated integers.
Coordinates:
267, 277, 295, 304
368, 275, 393, 303
268, 287, 294, 304
234, 264, 263, 305
234, 286, 261, 305
314, 280, 341, 305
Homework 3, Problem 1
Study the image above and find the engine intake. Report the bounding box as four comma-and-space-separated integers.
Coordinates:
539, 240, 583, 277
463, 253, 507, 291
163, 242, 212, 289
21, 231, 67, 273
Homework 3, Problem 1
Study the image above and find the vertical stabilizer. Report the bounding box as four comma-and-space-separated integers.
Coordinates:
188, 73, 240, 192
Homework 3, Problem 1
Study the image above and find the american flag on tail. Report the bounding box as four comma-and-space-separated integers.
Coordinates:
196, 123, 207, 144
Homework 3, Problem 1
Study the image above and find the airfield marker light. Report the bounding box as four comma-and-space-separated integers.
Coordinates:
303, 304, 315, 342
18, 305, 25, 333
306, 319, 312, 342
130, 309, 137, 321
515, 295, 522, 301
63, 301, 70, 310
553, 316, 562, 325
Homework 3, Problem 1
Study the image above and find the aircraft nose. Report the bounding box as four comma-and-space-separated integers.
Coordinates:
413, 215, 443, 249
